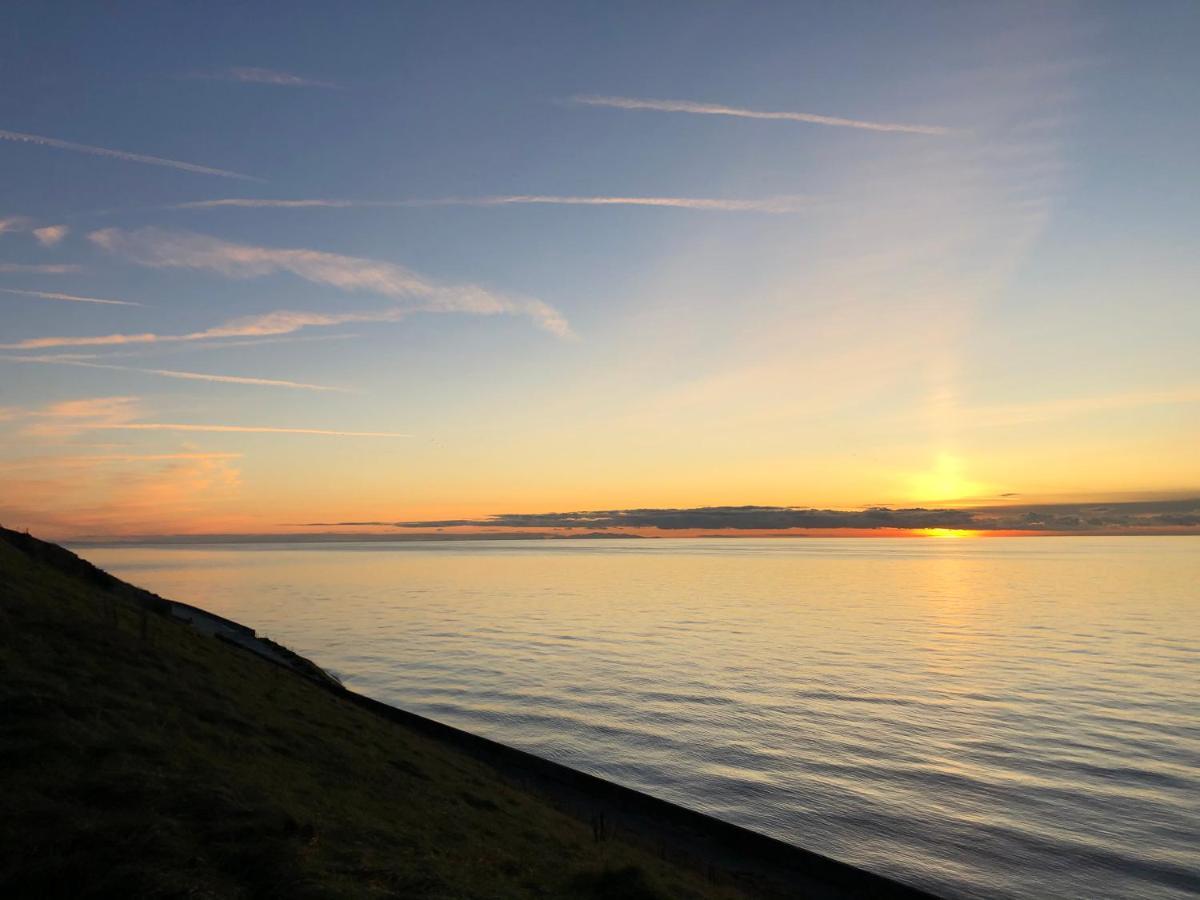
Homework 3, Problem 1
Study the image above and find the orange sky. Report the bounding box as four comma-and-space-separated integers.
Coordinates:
3, 5, 1199, 539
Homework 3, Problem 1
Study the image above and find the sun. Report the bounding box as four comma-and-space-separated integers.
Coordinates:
906, 454, 986, 504
916, 528, 979, 539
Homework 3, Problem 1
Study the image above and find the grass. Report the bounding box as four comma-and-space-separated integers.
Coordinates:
0, 528, 745, 899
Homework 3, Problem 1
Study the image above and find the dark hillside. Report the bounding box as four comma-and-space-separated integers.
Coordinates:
0, 526, 744, 899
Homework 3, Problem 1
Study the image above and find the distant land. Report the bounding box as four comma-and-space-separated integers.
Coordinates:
64, 531, 648, 546
56, 497, 1200, 544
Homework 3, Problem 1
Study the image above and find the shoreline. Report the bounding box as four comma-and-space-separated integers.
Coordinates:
5, 523, 937, 897
165, 584, 938, 898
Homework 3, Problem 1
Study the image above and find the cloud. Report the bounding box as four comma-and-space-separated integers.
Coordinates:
31, 395, 141, 422
427, 195, 808, 213
3, 395, 407, 439
204, 67, 338, 89
960, 386, 1200, 428
0, 449, 245, 539
88, 227, 570, 336
0, 451, 243, 471
175, 199, 365, 210
173, 195, 808, 213
0, 263, 79, 273
570, 95, 954, 135
33, 225, 69, 246
0, 215, 33, 234
387, 506, 984, 530
0, 287, 139, 306
58, 331, 361, 360
1, 218, 69, 245
103, 423, 407, 437
349, 499, 1200, 533
0, 308, 402, 350
1, 355, 350, 392
0, 128, 260, 180
20, 396, 142, 437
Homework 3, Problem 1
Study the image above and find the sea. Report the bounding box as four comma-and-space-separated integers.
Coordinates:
77, 536, 1199, 900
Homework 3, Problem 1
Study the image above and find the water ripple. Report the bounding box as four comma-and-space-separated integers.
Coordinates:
82, 536, 1200, 900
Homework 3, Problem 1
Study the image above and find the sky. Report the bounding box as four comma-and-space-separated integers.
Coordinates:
1, 1, 1198, 538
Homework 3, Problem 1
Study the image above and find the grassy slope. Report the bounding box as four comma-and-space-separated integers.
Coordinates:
0, 531, 744, 899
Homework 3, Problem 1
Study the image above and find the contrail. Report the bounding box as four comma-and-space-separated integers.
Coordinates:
214, 67, 337, 89
175, 198, 366, 209
0, 308, 400, 351
125, 367, 350, 392
0, 128, 262, 180
101, 423, 407, 437
174, 194, 807, 213
571, 95, 953, 135
1, 355, 350, 392
0, 263, 79, 273
0, 287, 141, 306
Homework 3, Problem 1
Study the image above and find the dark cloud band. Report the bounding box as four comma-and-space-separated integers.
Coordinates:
299, 498, 1200, 533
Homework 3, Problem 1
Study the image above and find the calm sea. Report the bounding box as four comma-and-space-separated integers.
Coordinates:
78, 537, 1199, 899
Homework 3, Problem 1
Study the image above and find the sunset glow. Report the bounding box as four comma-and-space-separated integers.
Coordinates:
1, 4, 1198, 540
5, 10, 1200, 900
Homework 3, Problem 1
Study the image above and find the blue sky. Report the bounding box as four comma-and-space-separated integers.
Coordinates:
1, 1, 1198, 536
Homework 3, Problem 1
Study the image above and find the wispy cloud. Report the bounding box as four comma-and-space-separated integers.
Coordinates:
3, 395, 406, 439
33, 225, 69, 246
0, 217, 69, 246
0, 443, 245, 538
570, 95, 954, 135
0, 308, 401, 350
0, 215, 33, 234
58, 332, 361, 359
105, 366, 349, 392
961, 385, 1200, 428
103, 423, 407, 437
0, 128, 260, 180
1, 355, 351, 392
427, 194, 808, 213
21, 396, 142, 437
175, 198, 366, 209
88, 227, 571, 336
202, 66, 338, 89
173, 195, 808, 213
0, 451, 243, 471
0, 263, 79, 273
0, 287, 139, 306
